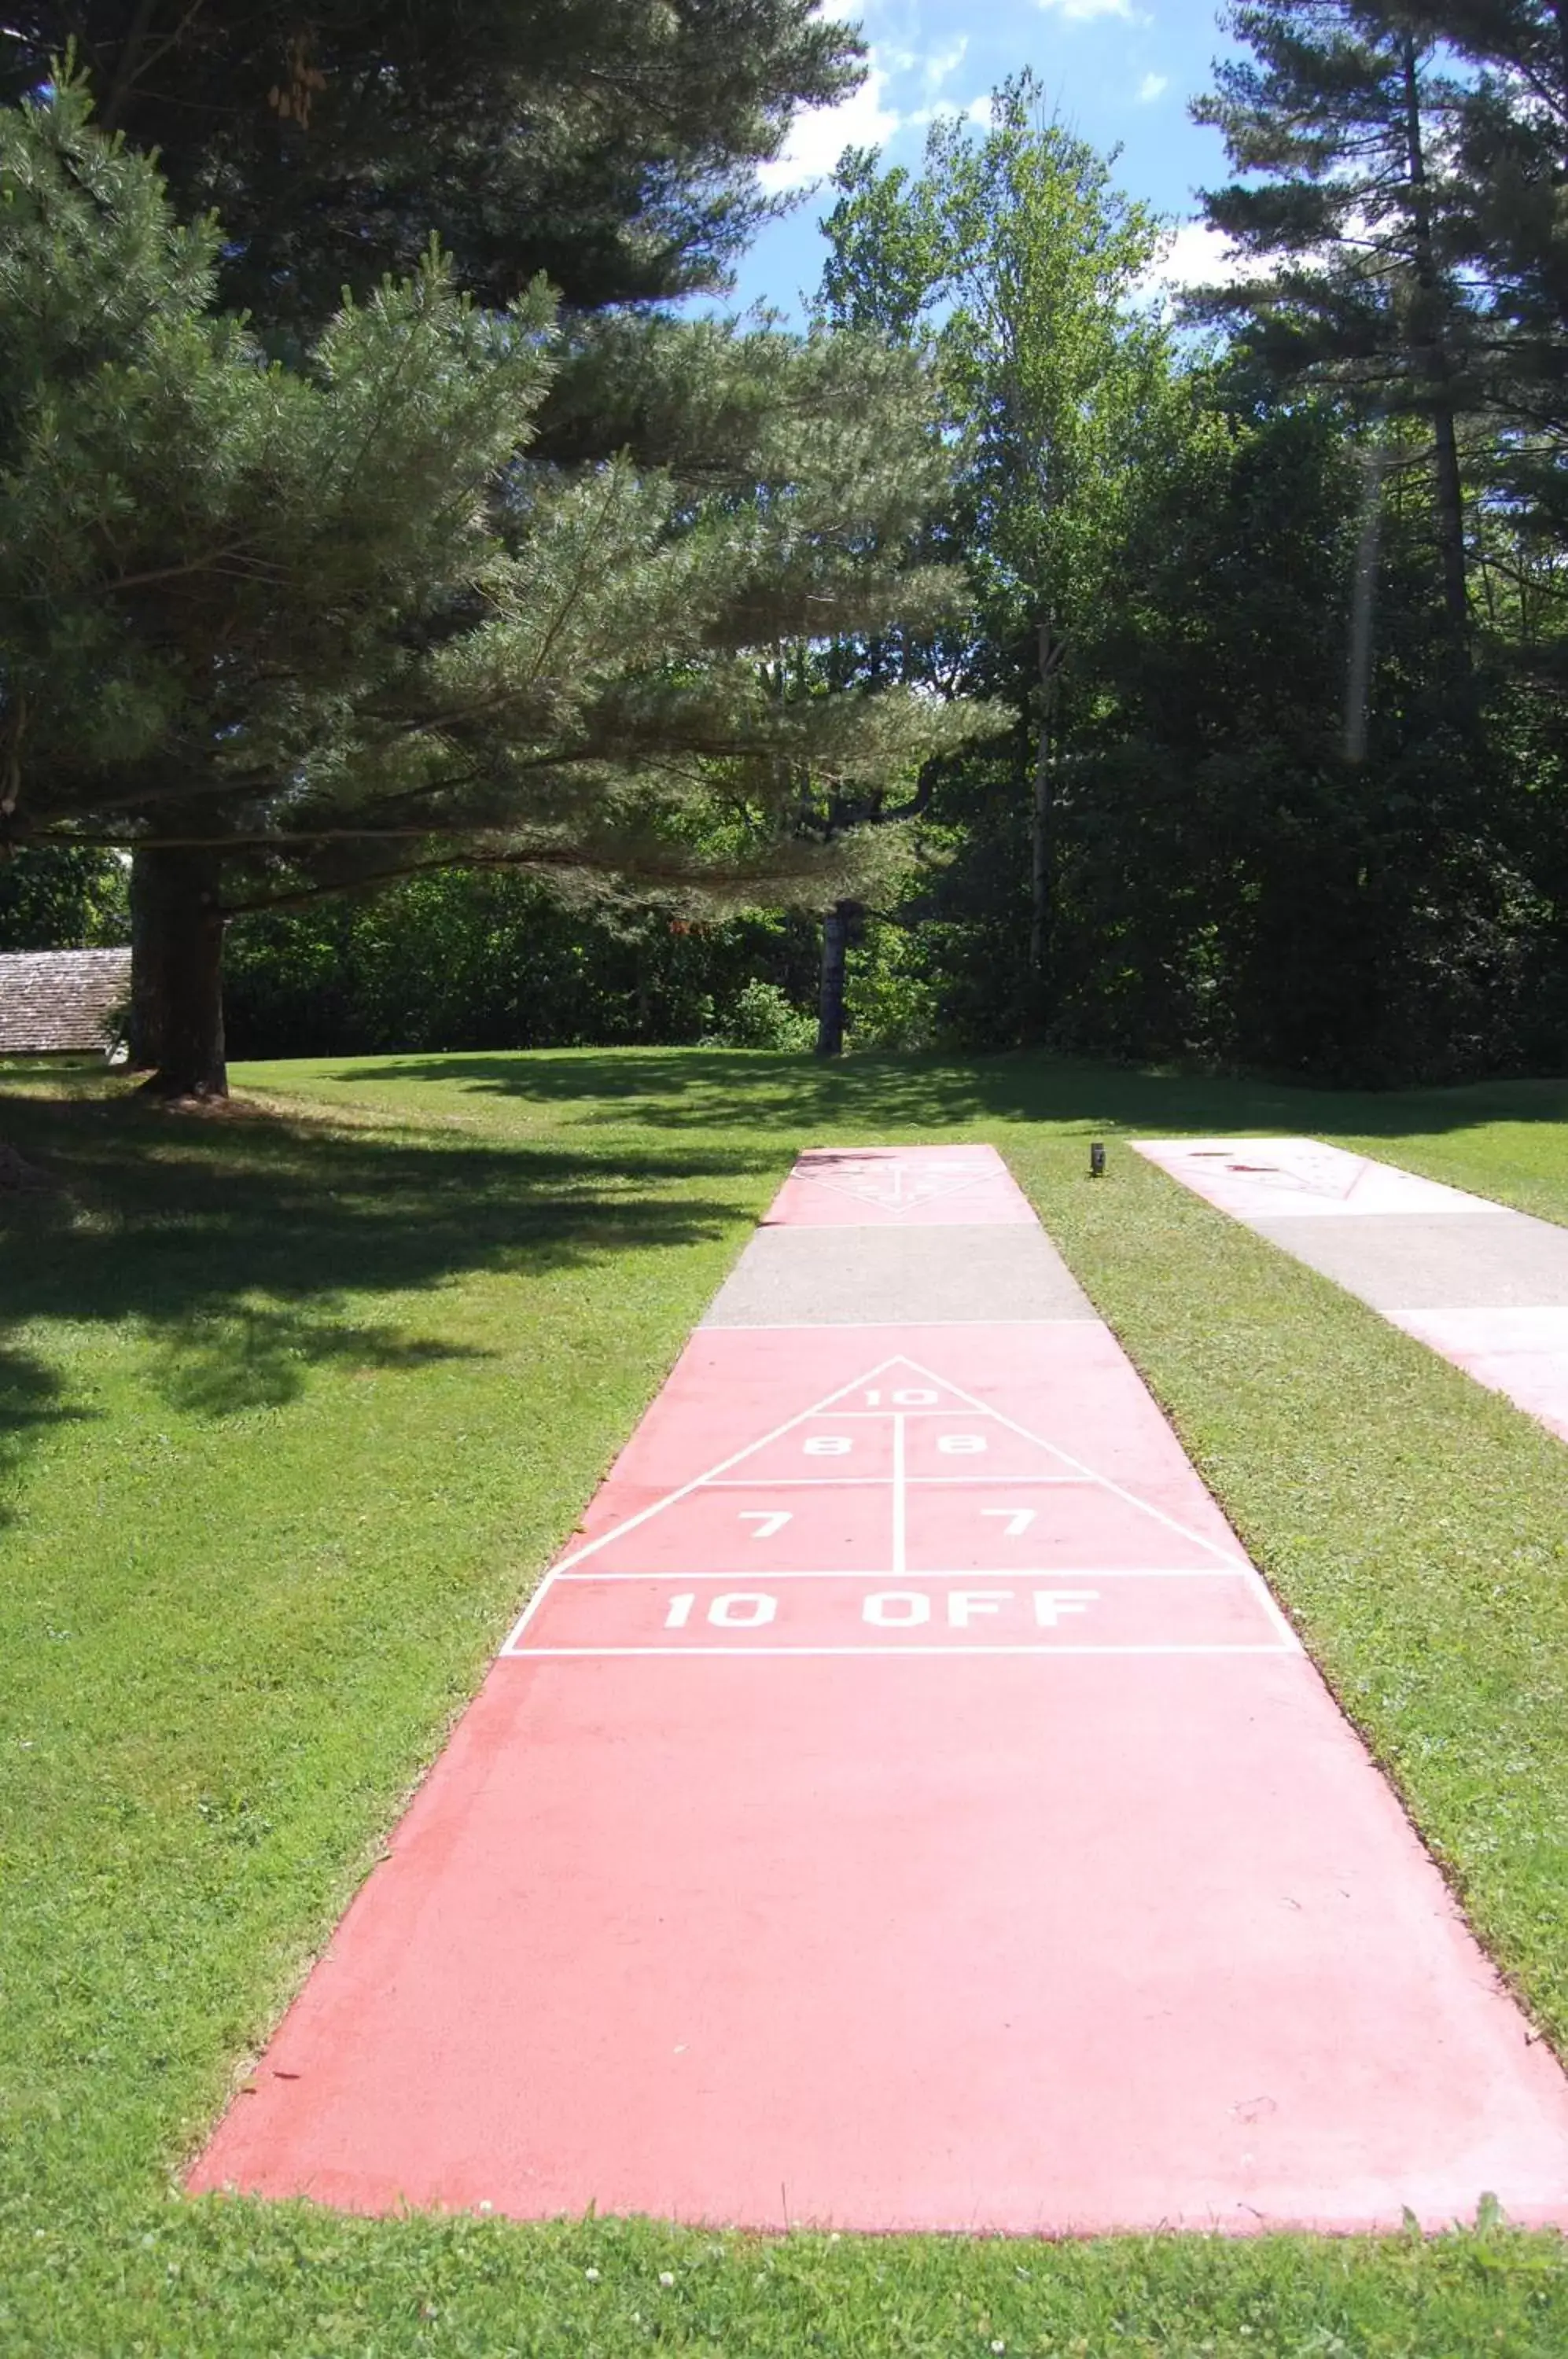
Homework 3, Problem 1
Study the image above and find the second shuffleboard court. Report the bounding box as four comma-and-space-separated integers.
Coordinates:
191, 1144, 1568, 2234
1136, 1135, 1568, 1447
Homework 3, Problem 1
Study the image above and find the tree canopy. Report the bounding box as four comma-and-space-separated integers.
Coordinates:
0, 1, 864, 326
0, 81, 996, 1091
13, 6, 1568, 1090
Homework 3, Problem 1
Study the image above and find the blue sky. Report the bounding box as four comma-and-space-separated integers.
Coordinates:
726, 0, 1246, 319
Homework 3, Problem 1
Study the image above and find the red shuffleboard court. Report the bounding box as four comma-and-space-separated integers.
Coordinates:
190, 1147, 1568, 2233
763, 1143, 1038, 1226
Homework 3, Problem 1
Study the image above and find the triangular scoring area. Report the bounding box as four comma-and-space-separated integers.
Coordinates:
541, 1356, 933, 1578
885, 1354, 1250, 1577
498, 1358, 922, 1638
792, 1154, 1003, 1213
1186, 1143, 1366, 1204
506, 1353, 1244, 1603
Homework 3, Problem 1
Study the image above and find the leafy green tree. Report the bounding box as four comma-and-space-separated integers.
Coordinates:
0, 6, 882, 1081
1046, 363, 1559, 1081
1403, 2, 1568, 387
811, 72, 1566, 1080
0, 845, 127, 951
0, 2, 864, 329
819, 76, 1169, 1021
0, 85, 989, 1095
223, 873, 820, 1056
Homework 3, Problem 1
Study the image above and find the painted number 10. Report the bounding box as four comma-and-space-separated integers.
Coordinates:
664, 1592, 776, 1629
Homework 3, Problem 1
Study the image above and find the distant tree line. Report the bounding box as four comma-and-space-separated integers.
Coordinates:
221, 876, 824, 1058
810, 14, 1568, 1083
8, 2, 1568, 1085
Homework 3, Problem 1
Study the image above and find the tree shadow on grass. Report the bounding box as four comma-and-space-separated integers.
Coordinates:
0, 1087, 771, 1511
145, 1310, 484, 1419
318, 1047, 1568, 1140
0, 1339, 89, 1507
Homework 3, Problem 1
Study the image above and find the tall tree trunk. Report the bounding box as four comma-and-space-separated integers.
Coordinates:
1401, 35, 1470, 649
128, 845, 228, 1099
1029, 617, 1061, 986
1429, 399, 1468, 641
815, 900, 853, 1058
1344, 434, 1387, 762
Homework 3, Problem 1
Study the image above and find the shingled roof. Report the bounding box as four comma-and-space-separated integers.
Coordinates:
0, 948, 131, 1055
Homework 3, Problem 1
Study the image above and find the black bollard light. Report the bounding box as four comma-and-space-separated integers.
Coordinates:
1089, 1140, 1106, 1179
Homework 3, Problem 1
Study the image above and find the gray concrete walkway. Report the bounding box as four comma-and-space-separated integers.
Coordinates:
703, 1221, 1096, 1327
1136, 1136, 1568, 1447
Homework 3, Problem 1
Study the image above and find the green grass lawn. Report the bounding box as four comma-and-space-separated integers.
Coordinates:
4, 1048, 1568, 2356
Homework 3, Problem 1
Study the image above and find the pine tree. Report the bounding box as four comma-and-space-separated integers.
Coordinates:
0, 7, 880, 1080
0, 86, 994, 1095
0, 1, 864, 329
1193, 2, 1477, 645
1401, 4, 1568, 577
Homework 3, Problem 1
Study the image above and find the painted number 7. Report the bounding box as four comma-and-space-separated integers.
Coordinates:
740, 1511, 792, 1540
981, 1508, 1036, 1538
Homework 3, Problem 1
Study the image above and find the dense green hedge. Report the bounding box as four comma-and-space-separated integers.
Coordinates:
223, 871, 823, 1057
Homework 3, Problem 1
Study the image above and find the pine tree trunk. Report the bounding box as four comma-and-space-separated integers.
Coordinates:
1429, 396, 1469, 642
1401, 35, 1470, 648
1345, 437, 1386, 762
815, 901, 852, 1058
1029, 618, 1058, 986
128, 845, 229, 1099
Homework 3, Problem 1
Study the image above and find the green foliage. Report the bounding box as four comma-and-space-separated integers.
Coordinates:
0, 78, 995, 1098
818, 78, 1176, 1032
820, 89, 1169, 668
703, 976, 816, 1050
1192, 2, 1474, 405
1193, 2, 1476, 668
10, 26, 1568, 1084
223, 871, 819, 1057
842, 920, 945, 1050
1044, 380, 1554, 1081
800, 51, 1568, 1084
0, 1, 867, 329
0, 845, 126, 949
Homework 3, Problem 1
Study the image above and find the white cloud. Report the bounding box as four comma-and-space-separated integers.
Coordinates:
909, 86, 995, 131
921, 37, 969, 98
757, 65, 903, 193
1036, 0, 1143, 20
1135, 219, 1250, 298
1136, 72, 1169, 103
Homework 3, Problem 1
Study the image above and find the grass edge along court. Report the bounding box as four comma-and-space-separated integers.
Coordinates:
4, 1049, 1568, 2354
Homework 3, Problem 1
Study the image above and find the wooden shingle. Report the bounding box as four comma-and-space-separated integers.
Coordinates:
0, 948, 131, 1055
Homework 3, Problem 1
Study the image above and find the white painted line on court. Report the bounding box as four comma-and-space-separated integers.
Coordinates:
501, 1348, 1300, 1660
888, 1354, 1254, 1576
788, 1157, 1005, 1215
551, 1566, 1257, 1582
892, 1411, 907, 1577
510, 1642, 1299, 1660
542, 1355, 916, 1579
702, 1319, 1097, 1332
698, 1474, 1095, 1489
